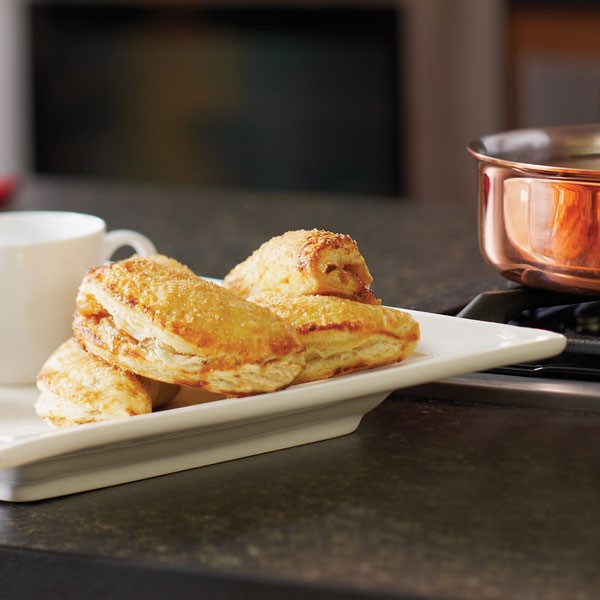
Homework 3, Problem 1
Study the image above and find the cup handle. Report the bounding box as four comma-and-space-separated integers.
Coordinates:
102, 229, 157, 261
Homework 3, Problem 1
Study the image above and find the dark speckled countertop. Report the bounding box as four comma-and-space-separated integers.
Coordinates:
1, 178, 599, 600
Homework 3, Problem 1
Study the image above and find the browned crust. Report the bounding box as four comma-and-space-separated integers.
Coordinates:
35, 338, 179, 426
248, 292, 420, 383
77, 255, 304, 359
73, 255, 305, 394
223, 229, 380, 304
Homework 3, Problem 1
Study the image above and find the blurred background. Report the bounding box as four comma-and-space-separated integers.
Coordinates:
1, 0, 599, 204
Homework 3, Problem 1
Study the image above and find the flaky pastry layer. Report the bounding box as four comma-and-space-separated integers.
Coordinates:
223, 229, 380, 304
248, 292, 420, 384
35, 338, 179, 428
73, 255, 305, 395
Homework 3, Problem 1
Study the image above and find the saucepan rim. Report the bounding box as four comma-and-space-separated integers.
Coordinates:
468, 123, 600, 177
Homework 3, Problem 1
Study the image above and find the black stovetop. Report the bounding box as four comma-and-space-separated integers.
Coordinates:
411, 286, 600, 412
457, 287, 600, 381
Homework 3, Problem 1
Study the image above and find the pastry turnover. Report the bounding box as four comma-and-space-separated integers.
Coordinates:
72, 254, 305, 395
35, 338, 179, 428
248, 292, 420, 384
223, 229, 380, 304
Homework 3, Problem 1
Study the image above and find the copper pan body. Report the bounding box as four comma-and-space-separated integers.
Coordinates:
468, 124, 600, 295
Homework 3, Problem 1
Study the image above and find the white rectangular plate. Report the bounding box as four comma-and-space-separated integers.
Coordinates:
0, 310, 566, 502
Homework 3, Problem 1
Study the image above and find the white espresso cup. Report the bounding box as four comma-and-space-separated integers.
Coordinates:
0, 211, 157, 385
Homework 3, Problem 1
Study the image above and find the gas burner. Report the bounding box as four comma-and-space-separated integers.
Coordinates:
457, 287, 600, 381
511, 301, 600, 337
410, 286, 600, 412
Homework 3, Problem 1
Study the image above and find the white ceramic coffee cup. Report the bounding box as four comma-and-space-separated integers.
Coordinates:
0, 211, 157, 385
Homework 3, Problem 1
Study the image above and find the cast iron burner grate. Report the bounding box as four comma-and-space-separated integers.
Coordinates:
457, 287, 600, 381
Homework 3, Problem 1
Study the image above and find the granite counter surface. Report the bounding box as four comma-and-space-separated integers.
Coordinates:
1, 179, 598, 600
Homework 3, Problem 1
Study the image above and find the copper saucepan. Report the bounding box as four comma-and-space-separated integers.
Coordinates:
468, 124, 600, 295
